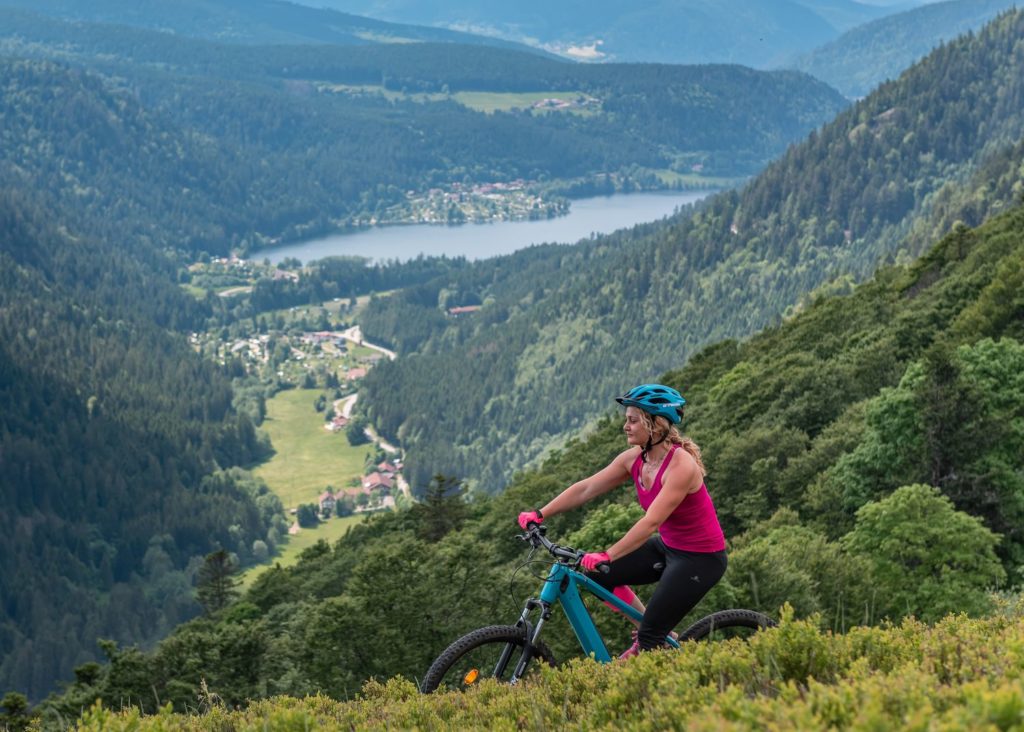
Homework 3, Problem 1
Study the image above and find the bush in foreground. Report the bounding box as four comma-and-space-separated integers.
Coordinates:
73, 604, 1024, 731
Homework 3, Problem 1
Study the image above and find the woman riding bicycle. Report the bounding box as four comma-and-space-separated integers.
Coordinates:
518, 383, 726, 658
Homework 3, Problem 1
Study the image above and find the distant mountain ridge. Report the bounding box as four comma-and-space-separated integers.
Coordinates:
790, 0, 1022, 97
0, 0, 544, 53
306, 0, 891, 66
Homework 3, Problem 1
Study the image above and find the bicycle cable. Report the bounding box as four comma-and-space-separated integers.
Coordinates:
507, 541, 577, 617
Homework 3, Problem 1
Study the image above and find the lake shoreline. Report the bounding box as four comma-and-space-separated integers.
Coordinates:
260, 189, 718, 265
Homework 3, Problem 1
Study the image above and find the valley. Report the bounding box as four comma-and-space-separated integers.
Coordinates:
3, 0, 1024, 723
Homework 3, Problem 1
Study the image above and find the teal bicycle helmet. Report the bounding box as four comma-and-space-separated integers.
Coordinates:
616, 383, 686, 424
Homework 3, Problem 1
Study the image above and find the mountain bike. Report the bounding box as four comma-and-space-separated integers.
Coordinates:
420, 523, 775, 693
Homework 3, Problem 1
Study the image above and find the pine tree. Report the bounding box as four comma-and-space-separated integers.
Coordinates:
196, 549, 239, 615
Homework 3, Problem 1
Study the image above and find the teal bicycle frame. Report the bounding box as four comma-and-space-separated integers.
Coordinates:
422, 524, 774, 693
516, 528, 680, 667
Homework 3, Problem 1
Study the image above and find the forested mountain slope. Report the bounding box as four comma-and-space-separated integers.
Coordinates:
791, 0, 1020, 97
358, 9, 1024, 492
35, 192, 1024, 719
0, 0, 538, 50
0, 185, 283, 700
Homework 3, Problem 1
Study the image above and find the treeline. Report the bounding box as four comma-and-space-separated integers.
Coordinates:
29, 198, 1024, 718
357, 9, 1024, 491
246, 256, 472, 314
0, 187, 283, 699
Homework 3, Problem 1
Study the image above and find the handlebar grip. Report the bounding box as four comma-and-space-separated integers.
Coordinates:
598, 563, 611, 574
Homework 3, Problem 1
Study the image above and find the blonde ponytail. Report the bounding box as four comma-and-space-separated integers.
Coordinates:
640, 412, 707, 476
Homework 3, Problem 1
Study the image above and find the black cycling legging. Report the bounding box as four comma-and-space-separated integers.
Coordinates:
590, 535, 727, 650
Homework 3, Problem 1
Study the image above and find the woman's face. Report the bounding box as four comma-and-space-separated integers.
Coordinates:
623, 406, 650, 446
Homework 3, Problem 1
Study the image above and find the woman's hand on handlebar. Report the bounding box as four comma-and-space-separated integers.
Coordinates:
517, 510, 543, 530
580, 551, 611, 572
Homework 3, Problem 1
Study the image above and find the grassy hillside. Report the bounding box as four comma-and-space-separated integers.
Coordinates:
66, 608, 1024, 730
358, 9, 1024, 492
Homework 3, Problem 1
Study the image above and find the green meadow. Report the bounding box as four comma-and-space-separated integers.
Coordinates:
241, 388, 376, 587
254, 388, 372, 508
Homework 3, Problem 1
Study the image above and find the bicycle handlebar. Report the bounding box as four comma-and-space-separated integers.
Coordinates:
521, 523, 609, 572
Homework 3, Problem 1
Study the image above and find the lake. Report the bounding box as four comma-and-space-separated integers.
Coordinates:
261, 190, 713, 264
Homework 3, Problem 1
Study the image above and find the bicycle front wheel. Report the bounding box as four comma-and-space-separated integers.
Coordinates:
420, 625, 556, 694
678, 609, 776, 642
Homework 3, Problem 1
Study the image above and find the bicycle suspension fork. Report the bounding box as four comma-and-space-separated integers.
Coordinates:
509, 597, 553, 683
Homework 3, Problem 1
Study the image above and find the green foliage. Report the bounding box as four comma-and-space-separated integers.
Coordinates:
196, 550, 241, 616
0, 193, 278, 700
407, 474, 469, 542
345, 416, 370, 447
818, 337, 1024, 566
564, 502, 644, 552
296, 504, 320, 529
66, 606, 1024, 730
723, 510, 872, 629
843, 484, 1006, 622
0, 692, 33, 732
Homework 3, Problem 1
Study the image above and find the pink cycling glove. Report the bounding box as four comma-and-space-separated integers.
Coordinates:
517, 510, 543, 530
580, 551, 611, 572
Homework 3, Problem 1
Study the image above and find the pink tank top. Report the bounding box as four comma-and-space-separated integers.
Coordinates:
631, 444, 726, 552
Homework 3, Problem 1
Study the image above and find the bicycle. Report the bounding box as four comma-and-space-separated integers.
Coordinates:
420, 523, 776, 693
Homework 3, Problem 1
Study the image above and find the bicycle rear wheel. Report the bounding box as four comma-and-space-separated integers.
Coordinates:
678, 609, 776, 642
420, 625, 556, 693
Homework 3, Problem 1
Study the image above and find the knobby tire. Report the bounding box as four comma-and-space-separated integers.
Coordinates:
678, 608, 776, 641
420, 625, 556, 694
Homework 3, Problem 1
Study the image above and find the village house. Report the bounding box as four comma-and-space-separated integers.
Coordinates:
325, 414, 350, 432
318, 490, 337, 515
346, 367, 368, 381
302, 331, 337, 345
272, 269, 300, 282
362, 472, 393, 491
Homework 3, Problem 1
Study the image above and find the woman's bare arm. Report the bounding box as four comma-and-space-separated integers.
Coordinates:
539, 448, 637, 518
